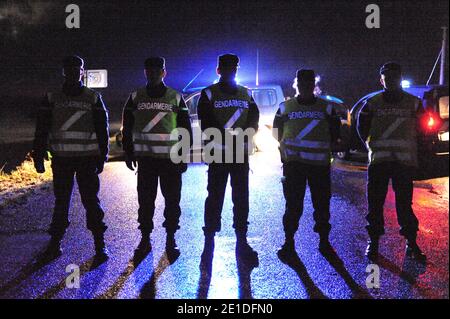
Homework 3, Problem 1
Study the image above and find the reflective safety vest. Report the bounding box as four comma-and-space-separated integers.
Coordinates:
131, 86, 183, 158
280, 97, 333, 166
366, 92, 420, 167
205, 83, 252, 130
48, 87, 100, 157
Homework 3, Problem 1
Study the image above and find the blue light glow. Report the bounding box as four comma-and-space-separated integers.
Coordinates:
213, 76, 240, 84
320, 95, 344, 104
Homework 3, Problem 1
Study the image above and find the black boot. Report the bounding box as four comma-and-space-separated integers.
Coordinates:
137, 231, 152, 253
40, 236, 63, 263
132, 231, 151, 265
406, 238, 426, 263
92, 232, 109, 267
166, 232, 180, 264
236, 231, 259, 267
365, 238, 379, 261
277, 237, 296, 263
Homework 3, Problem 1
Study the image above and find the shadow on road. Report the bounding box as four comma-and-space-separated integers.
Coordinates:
0, 248, 59, 296
96, 247, 152, 299
396, 256, 428, 298
139, 253, 172, 299
235, 245, 259, 299
377, 255, 431, 299
322, 250, 373, 299
197, 239, 260, 299
196, 242, 214, 299
280, 253, 328, 299
37, 257, 96, 299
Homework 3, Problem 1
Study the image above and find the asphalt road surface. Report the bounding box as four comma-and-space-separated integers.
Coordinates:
0, 151, 448, 299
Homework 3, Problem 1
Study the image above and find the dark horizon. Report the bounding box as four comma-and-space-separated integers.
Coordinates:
1, 0, 448, 108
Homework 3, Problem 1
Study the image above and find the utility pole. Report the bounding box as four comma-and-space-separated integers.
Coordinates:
439, 27, 447, 85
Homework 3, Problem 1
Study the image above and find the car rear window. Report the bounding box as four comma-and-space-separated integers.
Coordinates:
186, 93, 200, 116
252, 89, 277, 109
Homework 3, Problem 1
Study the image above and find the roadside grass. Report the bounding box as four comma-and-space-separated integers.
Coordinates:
0, 154, 52, 209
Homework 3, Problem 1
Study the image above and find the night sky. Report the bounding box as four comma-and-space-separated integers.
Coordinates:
0, 0, 448, 115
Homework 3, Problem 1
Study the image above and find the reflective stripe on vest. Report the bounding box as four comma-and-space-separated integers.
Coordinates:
224, 108, 245, 129
141, 112, 168, 132
133, 144, 173, 154
367, 92, 419, 167
132, 133, 177, 141
48, 87, 100, 157
50, 132, 97, 140
131, 86, 181, 158
280, 97, 332, 165
285, 149, 328, 161
50, 143, 100, 153
205, 84, 252, 130
284, 139, 330, 149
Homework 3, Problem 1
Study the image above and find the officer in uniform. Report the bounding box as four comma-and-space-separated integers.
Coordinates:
122, 57, 192, 262
32, 55, 109, 265
357, 62, 426, 262
197, 54, 259, 263
273, 69, 341, 260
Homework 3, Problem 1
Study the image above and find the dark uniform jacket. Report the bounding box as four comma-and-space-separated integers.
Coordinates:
197, 80, 259, 135
197, 80, 259, 164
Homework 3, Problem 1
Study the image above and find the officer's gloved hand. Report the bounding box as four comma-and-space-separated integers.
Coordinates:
34, 157, 45, 174
125, 154, 137, 171
31, 151, 45, 173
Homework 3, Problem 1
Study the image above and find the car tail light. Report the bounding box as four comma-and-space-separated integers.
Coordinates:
421, 112, 442, 133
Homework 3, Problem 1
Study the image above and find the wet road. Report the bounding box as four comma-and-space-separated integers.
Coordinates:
0, 151, 448, 299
